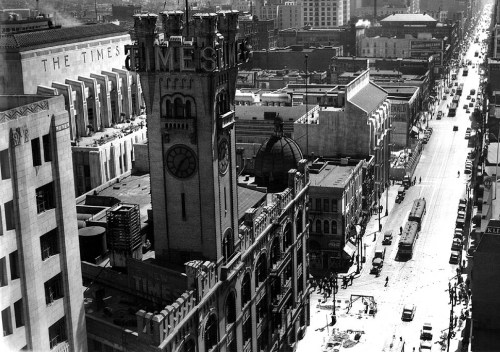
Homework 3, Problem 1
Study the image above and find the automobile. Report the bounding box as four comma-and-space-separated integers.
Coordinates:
454, 233, 464, 241
444, 89, 450, 94
453, 125, 459, 131
426, 127, 433, 133
370, 258, 383, 274
402, 304, 416, 321
450, 250, 461, 264
443, 95, 447, 100
469, 102, 474, 107
422, 136, 429, 144
451, 238, 463, 251
466, 108, 471, 113
465, 131, 471, 139
437, 111, 443, 120
420, 323, 433, 340
419, 340, 433, 351
383, 231, 393, 245
464, 166, 472, 175
472, 98, 476, 102
463, 104, 468, 109
452, 89, 456, 94
457, 210, 466, 219
466, 95, 471, 100
454, 82, 458, 86
471, 89, 476, 95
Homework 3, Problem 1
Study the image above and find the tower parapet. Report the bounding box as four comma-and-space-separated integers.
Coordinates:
126, 10, 246, 74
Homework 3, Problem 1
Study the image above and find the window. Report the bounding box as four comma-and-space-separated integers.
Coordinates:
2, 307, 12, 336
44, 273, 64, 305
323, 220, 329, 233
31, 137, 42, 166
36, 182, 55, 214
0, 149, 10, 180
14, 299, 24, 328
181, 193, 186, 220
48, 317, 67, 349
5, 200, 15, 231
43, 134, 52, 162
0, 257, 7, 287
9, 251, 19, 280
174, 98, 184, 118
323, 199, 329, 212
315, 220, 321, 233
331, 220, 338, 234
331, 200, 338, 213
41, 229, 59, 260
315, 198, 321, 211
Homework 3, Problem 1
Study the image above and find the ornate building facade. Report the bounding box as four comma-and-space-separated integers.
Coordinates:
81, 11, 310, 352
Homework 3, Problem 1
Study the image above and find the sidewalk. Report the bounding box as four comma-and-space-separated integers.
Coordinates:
298, 185, 400, 352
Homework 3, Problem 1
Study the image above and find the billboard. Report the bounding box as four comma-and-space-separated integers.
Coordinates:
410, 41, 443, 51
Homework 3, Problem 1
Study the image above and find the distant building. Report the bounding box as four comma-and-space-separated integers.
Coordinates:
111, 4, 141, 20
0, 23, 146, 195
243, 46, 343, 71
278, 26, 356, 54
238, 14, 277, 50
277, 1, 304, 30
293, 70, 390, 207
0, 95, 87, 351
308, 158, 364, 273
303, 0, 348, 27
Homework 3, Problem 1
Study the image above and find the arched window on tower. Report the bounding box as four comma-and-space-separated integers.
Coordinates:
174, 97, 184, 118
165, 99, 172, 118
323, 220, 329, 234
315, 220, 321, 233
204, 314, 218, 352
223, 229, 234, 263
331, 220, 338, 234
185, 100, 193, 118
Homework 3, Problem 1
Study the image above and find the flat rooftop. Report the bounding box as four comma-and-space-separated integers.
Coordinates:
76, 115, 147, 148
309, 163, 356, 188
77, 173, 151, 226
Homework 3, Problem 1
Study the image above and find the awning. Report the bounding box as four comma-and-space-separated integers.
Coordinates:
343, 242, 357, 258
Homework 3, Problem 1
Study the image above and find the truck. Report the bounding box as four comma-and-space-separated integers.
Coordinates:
371, 247, 386, 274
397, 221, 419, 260
383, 231, 393, 245
403, 174, 411, 189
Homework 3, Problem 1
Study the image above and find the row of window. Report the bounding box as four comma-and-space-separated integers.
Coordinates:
312, 198, 338, 212
311, 219, 338, 234
0, 251, 20, 287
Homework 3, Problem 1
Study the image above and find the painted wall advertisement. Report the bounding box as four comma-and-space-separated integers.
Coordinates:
410, 41, 443, 51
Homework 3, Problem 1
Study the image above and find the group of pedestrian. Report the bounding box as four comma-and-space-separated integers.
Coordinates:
410, 176, 422, 186
310, 272, 357, 299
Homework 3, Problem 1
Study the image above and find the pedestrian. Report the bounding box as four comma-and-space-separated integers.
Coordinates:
458, 170, 460, 177
385, 276, 389, 287
400, 226, 403, 234
419, 176, 421, 184
350, 275, 354, 285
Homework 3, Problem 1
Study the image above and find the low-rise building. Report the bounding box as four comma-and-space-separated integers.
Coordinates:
308, 158, 364, 273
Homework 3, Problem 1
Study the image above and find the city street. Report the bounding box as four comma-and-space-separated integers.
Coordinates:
298, 7, 490, 352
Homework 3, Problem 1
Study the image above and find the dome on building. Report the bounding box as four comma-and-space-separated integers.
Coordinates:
253, 115, 303, 192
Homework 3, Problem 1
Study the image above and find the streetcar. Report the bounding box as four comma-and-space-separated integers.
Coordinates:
397, 221, 419, 260
409, 198, 427, 230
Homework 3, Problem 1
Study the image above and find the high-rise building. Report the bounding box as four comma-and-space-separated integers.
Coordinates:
303, 0, 346, 28
0, 94, 87, 351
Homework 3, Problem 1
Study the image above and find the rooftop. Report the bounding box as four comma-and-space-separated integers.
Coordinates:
237, 186, 267, 220
380, 13, 437, 23
349, 82, 387, 113
75, 115, 147, 148
77, 173, 151, 226
309, 163, 356, 188
234, 105, 308, 122
0, 23, 129, 51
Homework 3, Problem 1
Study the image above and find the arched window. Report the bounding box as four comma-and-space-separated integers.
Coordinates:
270, 237, 280, 268
223, 229, 234, 263
296, 210, 303, 234
174, 98, 184, 118
315, 220, 321, 233
185, 100, 193, 118
241, 273, 251, 307
226, 292, 236, 325
183, 339, 195, 352
204, 314, 218, 352
255, 254, 267, 288
331, 220, 338, 234
323, 220, 329, 234
165, 99, 172, 118
283, 223, 292, 250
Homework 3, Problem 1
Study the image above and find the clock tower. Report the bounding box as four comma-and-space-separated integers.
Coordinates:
127, 11, 246, 264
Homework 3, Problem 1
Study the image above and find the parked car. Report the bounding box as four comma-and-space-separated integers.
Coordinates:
419, 340, 433, 351
451, 238, 463, 251
463, 104, 468, 109
453, 126, 459, 131
450, 250, 461, 264
437, 111, 443, 120
383, 231, 393, 245
466, 95, 471, 100
466, 108, 471, 114
469, 102, 474, 107
402, 304, 416, 321
420, 323, 433, 340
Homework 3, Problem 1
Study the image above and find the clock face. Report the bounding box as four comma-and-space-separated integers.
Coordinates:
166, 145, 197, 179
218, 139, 230, 174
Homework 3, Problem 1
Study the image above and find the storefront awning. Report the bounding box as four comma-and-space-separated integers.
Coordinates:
343, 242, 357, 258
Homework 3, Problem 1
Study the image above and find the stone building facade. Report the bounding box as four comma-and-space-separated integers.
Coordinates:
82, 11, 310, 352
0, 95, 87, 351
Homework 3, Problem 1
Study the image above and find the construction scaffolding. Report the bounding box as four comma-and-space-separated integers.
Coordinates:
106, 203, 142, 267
